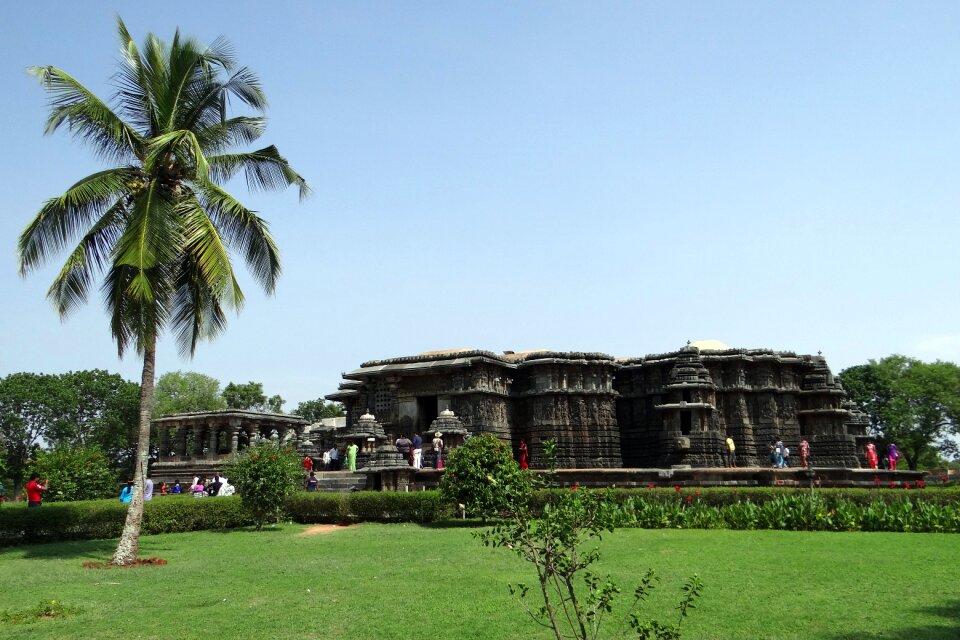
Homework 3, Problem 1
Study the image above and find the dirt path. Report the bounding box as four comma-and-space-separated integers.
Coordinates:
297, 524, 351, 537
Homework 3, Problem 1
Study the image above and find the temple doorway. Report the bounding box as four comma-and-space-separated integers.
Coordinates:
417, 396, 438, 434
680, 411, 692, 435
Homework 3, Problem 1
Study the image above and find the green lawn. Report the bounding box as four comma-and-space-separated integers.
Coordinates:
1, 524, 957, 639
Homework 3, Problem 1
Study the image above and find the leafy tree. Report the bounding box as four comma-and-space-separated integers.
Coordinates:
49, 370, 140, 475
439, 433, 534, 519
0, 373, 74, 496
153, 371, 226, 417
18, 18, 306, 564
222, 381, 284, 413
224, 442, 301, 530
291, 398, 344, 422
840, 356, 960, 470
27, 446, 118, 502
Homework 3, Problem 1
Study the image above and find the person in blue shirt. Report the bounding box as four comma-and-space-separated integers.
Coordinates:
119, 480, 134, 503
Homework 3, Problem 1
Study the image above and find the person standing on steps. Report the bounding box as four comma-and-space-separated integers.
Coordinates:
725, 434, 736, 468
888, 443, 901, 471
433, 432, 445, 470
412, 433, 423, 469
329, 445, 340, 471
799, 439, 811, 468
395, 435, 413, 465
346, 441, 359, 472
865, 442, 879, 469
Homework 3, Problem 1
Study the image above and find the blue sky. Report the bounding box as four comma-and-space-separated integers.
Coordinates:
2, 2, 958, 408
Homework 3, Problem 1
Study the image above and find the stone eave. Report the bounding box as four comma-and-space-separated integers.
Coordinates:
654, 402, 715, 411
344, 355, 517, 380
152, 409, 309, 426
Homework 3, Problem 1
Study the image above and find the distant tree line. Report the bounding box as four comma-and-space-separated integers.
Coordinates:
0, 369, 343, 501
839, 356, 959, 470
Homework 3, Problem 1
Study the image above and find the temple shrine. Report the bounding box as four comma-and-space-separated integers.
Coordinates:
152, 341, 897, 488
326, 341, 871, 470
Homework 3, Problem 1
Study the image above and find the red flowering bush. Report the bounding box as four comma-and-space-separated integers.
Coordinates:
224, 442, 301, 530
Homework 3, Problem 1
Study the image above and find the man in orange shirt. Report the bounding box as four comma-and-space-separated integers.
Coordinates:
25, 473, 46, 508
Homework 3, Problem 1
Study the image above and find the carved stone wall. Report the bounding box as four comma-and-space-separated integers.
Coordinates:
329, 347, 864, 470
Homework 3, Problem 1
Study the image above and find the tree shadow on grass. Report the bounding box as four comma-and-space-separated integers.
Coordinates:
4, 538, 119, 560
820, 600, 960, 640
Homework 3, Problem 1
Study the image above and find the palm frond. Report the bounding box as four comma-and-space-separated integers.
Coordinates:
207, 145, 309, 200
18, 167, 138, 275
113, 181, 181, 278
170, 253, 235, 357
29, 65, 143, 161
114, 16, 158, 137
195, 180, 282, 293
195, 116, 266, 154
47, 199, 128, 318
221, 66, 268, 111
176, 195, 243, 309
145, 129, 210, 181
103, 262, 169, 357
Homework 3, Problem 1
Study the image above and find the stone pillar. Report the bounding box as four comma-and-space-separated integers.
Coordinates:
229, 420, 241, 453
208, 424, 219, 457
158, 425, 169, 458
192, 424, 205, 457
175, 425, 188, 457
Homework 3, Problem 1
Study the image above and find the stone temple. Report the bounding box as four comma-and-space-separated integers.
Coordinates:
326, 341, 871, 469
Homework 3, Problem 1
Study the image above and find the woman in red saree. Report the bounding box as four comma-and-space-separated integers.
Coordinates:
518, 439, 529, 469
865, 442, 879, 469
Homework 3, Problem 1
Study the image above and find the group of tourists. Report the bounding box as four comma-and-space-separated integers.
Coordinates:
311, 446, 343, 471
394, 432, 446, 469
864, 442, 901, 470
722, 434, 902, 470
116, 474, 234, 501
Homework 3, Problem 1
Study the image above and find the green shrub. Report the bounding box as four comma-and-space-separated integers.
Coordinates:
0, 496, 254, 546
439, 433, 533, 519
26, 446, 118, 502
284, 492, 345, 524
284, 491, 453, 525
224, 442, 302, 530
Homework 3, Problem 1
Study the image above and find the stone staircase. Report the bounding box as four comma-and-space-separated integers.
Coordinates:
312, 471, 369, 492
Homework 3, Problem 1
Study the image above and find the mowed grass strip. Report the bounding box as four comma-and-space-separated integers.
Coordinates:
0, 525, 958, 640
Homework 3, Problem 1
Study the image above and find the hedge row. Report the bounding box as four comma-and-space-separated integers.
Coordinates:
285, 491, 452, 524
0, 496, 254, 546
0, 492, 452, 545
535, 485, 960, 509
2, 488, 958, 546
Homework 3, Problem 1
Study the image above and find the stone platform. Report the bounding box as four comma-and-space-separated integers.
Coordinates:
406, 466, 925, 491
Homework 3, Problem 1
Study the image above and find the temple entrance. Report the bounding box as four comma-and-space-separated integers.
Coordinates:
417, 396, 438, 434
680, 411, 692, 435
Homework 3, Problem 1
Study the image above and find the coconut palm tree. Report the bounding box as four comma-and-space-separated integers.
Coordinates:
18, 18, 308, 565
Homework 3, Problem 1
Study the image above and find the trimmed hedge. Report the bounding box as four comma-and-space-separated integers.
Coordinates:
535, 485, 960, 509
2, 487, 959, 546
0, 496, 254, 546
285, 491, 452, 524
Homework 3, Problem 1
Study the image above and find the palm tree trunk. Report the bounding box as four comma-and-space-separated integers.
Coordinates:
112, 343, 156, 565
